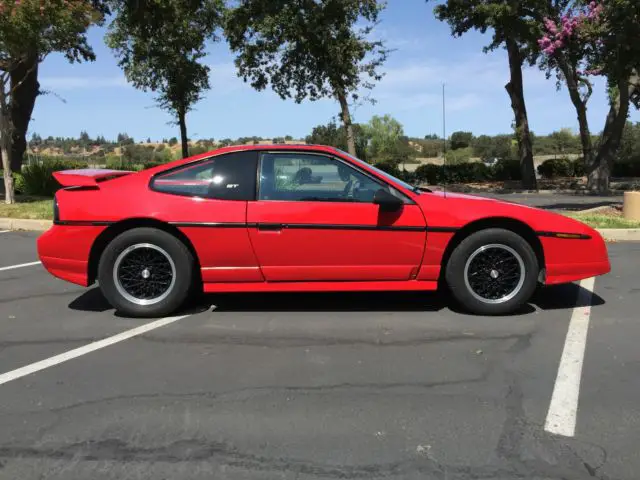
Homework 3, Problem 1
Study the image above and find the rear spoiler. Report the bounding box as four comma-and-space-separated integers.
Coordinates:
52, 169, 135, 188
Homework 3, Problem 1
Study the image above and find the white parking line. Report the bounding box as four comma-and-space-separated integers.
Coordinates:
0, 261, 41, 272
544, 277, 596, 437
0, 230, 10, 234
0, 315, 191, 386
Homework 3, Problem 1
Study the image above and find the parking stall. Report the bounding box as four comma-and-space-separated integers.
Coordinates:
0, 231, 637, 480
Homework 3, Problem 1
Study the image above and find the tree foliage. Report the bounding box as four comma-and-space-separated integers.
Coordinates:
106, 0, 225, 159
0, 0, 103, 203
305, 121, 369, 160
450, 131, 474, 150
537, 0, 640, 191
431, 0, 540, 189
225, 0, 390, 156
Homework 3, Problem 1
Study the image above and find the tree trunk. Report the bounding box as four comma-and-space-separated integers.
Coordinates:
10, 53, 39, 172
504, 39, 537, 190
0, 85, 15, 204
556, 55, 597, 185
590, 73, 636, 192
337, 91, 357, 157
178, 108, 189, 159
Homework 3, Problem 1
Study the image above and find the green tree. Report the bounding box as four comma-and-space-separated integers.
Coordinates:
107, 0, 225, 159
1, 0, 103, 203
538, 0, 640, 191
450, 131, 474, 150
306, 121, 369, 160
618, 122, 640, 164
364, 115, 408, 163
431, 0, 539, 189
168, 137, 178, 146
225, 0, 390, 157
550, 128, 577, 155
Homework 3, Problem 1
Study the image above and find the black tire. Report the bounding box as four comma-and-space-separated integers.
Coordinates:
445, 228, 539, 315
98, 227, 194, 318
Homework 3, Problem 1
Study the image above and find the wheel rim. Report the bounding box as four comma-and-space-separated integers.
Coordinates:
113, 243, 176, 306
463, 244, 526, 305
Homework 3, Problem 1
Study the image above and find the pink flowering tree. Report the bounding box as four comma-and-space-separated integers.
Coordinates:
0, 0, 103, 204
538, 0, 640, 191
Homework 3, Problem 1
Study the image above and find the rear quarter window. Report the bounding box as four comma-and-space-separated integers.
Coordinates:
151, 151, 258, 200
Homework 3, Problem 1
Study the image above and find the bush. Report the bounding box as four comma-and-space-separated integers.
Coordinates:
20, 159, 88, 196
612, 161, 640, 177
445, 147, 472, 165
492, 159, 521, 181
537, 157, 585, 178
374, 161, 415, 184
414, 162, 492, 184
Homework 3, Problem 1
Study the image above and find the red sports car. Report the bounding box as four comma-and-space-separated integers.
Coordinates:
37, 145, 610, 317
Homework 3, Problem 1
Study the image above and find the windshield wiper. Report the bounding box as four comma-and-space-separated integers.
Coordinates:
411, 184, 431, 194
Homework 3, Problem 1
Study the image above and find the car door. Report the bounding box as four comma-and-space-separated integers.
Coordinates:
150, 150, 264, 284
246, 151, 427, 282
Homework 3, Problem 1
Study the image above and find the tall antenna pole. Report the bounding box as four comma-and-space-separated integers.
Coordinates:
442, 83, 447, 195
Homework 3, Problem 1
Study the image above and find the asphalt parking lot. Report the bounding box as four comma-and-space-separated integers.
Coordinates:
0, 230, 639, 480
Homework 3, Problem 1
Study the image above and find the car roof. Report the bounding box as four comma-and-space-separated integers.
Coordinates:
160, 144, 343, 171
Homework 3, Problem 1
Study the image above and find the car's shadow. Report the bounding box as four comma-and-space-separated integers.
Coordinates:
69, 282, 605, 317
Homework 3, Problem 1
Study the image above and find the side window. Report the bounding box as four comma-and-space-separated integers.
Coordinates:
151, 151, 258, 200
259, 152, 404, 203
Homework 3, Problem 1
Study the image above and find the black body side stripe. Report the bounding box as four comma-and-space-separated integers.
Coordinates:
55, 220, 460, 233
54, 220, 114, 226
170, 222, 249, 228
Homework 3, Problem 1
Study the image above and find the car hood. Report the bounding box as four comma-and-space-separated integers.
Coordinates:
416, 191, 596, 237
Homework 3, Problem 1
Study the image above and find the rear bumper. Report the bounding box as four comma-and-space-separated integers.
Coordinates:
39, 255, 89, 286
37, 225, 106, 287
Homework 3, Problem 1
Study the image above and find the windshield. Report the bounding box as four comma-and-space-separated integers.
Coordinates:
336, 149, 422, 194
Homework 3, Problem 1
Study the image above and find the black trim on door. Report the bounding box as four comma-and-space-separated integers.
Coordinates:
54, 219, 464, 233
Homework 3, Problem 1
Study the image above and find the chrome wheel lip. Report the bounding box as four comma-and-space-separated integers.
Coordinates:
463, 243, 526, 305
113, 243, 176, 306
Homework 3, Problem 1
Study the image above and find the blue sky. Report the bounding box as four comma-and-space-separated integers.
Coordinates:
33, 0, 638, 142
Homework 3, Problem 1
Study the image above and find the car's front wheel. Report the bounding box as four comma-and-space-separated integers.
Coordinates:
98, 228, 194, 317
445, 228, 539, 315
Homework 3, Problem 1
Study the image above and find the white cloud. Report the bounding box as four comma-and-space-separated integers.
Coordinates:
39, 76, 128, 89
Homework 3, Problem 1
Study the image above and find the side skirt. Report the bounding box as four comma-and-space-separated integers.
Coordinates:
202, 280, 438, 294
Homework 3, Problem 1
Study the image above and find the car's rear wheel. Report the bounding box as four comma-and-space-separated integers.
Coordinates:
98, 228, 194, 317
445, 228, 539, 315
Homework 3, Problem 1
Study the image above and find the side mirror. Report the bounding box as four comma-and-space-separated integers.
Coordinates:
373, 188, 404, 213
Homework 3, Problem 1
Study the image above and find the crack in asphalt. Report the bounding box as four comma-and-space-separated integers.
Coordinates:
0, 375, 491, 416
136, 331, 533, 349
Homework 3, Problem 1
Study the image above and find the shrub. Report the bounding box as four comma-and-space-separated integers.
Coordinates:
537, 157, 586, 178
20, 159, 88, 196
612, 161, 640, 177
445, 147, 472, 165
374, 161, 415, 184
414, 162, 491, 184
492, 159, 521, 181
414, 164, 443, 184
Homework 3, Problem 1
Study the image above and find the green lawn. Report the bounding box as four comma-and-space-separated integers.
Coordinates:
0, 197, 53, 220
567, 213, 640, 229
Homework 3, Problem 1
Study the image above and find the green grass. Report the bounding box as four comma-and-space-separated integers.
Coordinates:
0, 197, 53, 220
567, 213, 640, 229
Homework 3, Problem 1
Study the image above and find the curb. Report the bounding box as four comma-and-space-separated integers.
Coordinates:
598, 228, 640, 242
0, 218, 52, 232
1, 217, 640, 242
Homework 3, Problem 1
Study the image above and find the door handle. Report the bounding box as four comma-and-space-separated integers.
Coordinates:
257, 223, 283, 231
